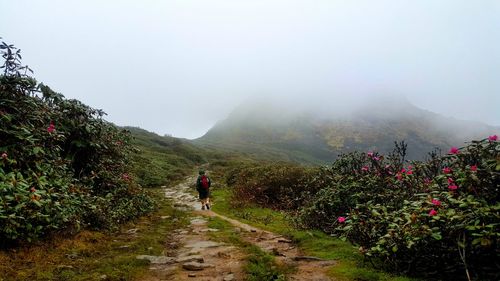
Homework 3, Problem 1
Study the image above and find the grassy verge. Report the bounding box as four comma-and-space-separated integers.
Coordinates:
207, 216, 291, 281
211, 188, 418, 281
0, 189, 189, 281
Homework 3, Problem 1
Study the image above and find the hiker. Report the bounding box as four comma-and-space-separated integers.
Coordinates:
196, 170, 211, 210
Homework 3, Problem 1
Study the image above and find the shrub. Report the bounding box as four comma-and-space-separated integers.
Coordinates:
300, 139, 499, 280
228, 163, 320, 210
0, 40, 155, 245
230, 138, 499, 280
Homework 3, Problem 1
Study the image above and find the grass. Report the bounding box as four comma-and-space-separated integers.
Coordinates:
207, 216, 290, 281
211, 188, 419, 281
0, 190, 189, 281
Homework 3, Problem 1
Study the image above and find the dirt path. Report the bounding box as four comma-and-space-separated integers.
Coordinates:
139, 176, 335, 281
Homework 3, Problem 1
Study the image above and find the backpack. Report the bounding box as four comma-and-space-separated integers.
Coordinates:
201, 175, 210, 189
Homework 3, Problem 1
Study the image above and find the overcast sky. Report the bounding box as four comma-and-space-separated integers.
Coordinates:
1, 0, 499, 139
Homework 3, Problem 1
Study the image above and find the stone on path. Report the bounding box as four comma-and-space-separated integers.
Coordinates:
176, 255, 204, 263
184, 241, 223, 249
223, 273, 235, 281
190, 218, 207, 225
199, 228, 219, 232
182, 261, 215, 271
136, 255, 176, 264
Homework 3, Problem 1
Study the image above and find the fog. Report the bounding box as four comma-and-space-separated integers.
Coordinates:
1, 1, 499, 139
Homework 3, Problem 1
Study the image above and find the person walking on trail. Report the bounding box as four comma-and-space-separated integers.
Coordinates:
196, 170, 211, 210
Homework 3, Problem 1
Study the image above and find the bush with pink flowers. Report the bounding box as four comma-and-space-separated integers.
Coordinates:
227, 137, 499, 279
0, 40, 155, 245
298, 138, 499, 280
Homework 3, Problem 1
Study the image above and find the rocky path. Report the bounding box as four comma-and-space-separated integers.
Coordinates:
139, 176, 335, 281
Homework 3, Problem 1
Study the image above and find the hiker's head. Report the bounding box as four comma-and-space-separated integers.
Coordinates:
199, 169, 205, 175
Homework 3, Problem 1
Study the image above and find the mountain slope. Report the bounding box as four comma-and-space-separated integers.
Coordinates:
194, 98, 499, 163
126, 127, 208, 187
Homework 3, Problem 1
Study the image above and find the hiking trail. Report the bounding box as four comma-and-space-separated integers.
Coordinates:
138, 176, 336, 281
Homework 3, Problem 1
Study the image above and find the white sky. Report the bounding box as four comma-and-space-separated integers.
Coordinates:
1, 0, 499, 139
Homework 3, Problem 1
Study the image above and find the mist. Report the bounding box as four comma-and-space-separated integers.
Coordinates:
1, 0, 499, 139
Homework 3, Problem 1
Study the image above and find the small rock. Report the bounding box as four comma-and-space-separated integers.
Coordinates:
278, 238, 292, 243
118, 245, 130, 249
180, 250, 201, 256
188, 273, 196, 277
136, 255, 176, 264
179, 230, 189, 235
176, 255, 204, 263
182, 261, 214, 271
147, 247, 153, 250
99, 274, 107, 280
184, 241, 222, 249
190, 218, 207, 225
160, 216, 171, 219
200, 228, 219, 232
223, 273, 235, 281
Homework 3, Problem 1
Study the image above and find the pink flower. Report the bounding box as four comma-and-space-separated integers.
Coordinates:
448, 184, 458, 191
429, 209, 438, 216
449, 147, 459, 154
432, 199, 441, 206
30, 187, 36, 193
395, 173, 403, 181
488, 135, 498, 142
367, 151, 374, 157
424, 178, 432, 185
385, 165, 391, 169
361, 166, 369, 172
1, 152, 7, 159
447, 178, 454, 184
442, 167, 452, 174
406, 170, 413, 175
400, 168, 406, 173
373, 156, 380, 161
122, 173, 130, 181
338, 216, 346, 223
470, 165, 478, 172
407, 165, 413, 170
47, 122, 55, 133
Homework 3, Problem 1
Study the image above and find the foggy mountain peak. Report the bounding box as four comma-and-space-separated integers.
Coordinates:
196, 96, 499, 163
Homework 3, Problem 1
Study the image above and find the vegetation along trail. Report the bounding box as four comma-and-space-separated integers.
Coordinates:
139, 175, 336, 281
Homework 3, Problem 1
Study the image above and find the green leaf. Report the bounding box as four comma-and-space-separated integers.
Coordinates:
431, 233, 442, 240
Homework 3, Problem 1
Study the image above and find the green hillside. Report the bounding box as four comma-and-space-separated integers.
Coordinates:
127, 127, 259, 187
126, 127, 207, 187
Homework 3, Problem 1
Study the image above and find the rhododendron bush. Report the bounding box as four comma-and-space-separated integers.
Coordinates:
0, 41, 154, 245
228, 138, 499, 279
